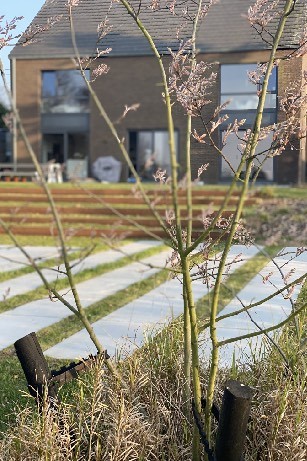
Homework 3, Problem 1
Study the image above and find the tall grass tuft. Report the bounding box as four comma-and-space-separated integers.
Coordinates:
241, 314, 306, 461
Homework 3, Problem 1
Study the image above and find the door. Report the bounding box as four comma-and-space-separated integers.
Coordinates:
42, 134, 64, 164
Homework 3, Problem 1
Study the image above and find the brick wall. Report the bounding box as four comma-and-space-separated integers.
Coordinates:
275, 56, 303, 184
13, 50, 304, 184
14, 58, 78, 163
90, 55, 186, 180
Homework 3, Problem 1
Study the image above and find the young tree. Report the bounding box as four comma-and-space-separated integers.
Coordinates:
0, 1, 306, 459
68, 0, 307, 457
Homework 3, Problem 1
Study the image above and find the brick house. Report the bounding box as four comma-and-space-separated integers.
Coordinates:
10, 0, 307, 183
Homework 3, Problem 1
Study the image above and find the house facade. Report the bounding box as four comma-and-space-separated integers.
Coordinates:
10, 0, 307, 184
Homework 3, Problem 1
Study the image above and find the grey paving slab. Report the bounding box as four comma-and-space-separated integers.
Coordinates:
0, 246, 64, 272
0, 240, 162, 300
198, 247, 307, 367
45, 244, 260, 359
0, 247, 169, 350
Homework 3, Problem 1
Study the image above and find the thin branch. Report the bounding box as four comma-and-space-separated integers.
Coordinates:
217, 301, 306, 347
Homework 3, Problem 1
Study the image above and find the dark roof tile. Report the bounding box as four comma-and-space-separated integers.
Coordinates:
10, 0, 306, 59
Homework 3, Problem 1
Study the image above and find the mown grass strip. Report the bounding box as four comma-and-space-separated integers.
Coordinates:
0, 234, 120, 248
0, 243, 167, 313
0, 239, 137, 283
39, 246, 282, 351
37, 268, 170, 351
196, 245, 282, 322
0, 244, 296, 432
0, 250, 84, 284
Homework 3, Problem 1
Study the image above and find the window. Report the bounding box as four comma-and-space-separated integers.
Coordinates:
221, 130, 274, 181
129, 130, 179, 180
42, 133, 88, 163
41, 70, 90, 113
221, 64, 277, 110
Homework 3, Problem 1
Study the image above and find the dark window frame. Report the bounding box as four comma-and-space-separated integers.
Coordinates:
41, 69, 90, 114
128, 129, 179, 180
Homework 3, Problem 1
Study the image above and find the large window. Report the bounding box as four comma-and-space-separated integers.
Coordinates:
221, 64, 277, 110
41, 70, 90, 113
129, 130, 179, 180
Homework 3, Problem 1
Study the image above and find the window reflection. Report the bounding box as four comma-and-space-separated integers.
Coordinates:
221, 64, 277, 110
129, 130, 178, 180
42, 70, 90, 113
221, 130, 274, 181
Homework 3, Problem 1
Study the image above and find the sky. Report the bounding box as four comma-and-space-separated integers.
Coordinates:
1, 0, 45, 104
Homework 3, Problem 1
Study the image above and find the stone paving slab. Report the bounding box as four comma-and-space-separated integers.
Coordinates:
0, 246, 65, 272
0, 247, 169, 350
0, 240, 162, 300
45, 245, 260, 359
198, 247, 307, 367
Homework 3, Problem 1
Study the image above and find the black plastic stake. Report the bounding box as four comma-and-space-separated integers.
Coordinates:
14, 332, 57, 404
214, 380, 253, 461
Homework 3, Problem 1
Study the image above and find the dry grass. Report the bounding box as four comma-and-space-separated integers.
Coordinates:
0, 314, 305, 460
0, 322, 193, 461
247, 198, 307, 245
239, 313, 306, 461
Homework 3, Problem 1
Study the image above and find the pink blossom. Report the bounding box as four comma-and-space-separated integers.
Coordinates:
165, 209, 175, 225
210, 115, 229, 133
222, 119, 246, 145
153, 168, 167, 183
192, 129, 207, 144
0, 15, 23, 50
169, 41, 217, 116
97, 18, 113, 41
91, 62, 110, 81
66, 0, 80, 7
197, 163, 209, 178
247, 63, 268, 85
247, 0, 280, 28
21, 15, 63, 46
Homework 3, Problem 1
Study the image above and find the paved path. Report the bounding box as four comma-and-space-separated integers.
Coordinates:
198, 247, 307, 367
45, 245, 260, 359
0, 247, 169, 351
0, 240, 162, 300
0, 246, 65, 272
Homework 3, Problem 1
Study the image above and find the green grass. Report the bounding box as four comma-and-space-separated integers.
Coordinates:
0, 265, 169, 430
0, 245, 283, 430
37, 268, 170, 351
0, 353, 69, 433
257, 185, 307, 199
0, 249, 86, 284
0, 243, 167, 313
196, 245, 281, 320
0, 234, 120, 247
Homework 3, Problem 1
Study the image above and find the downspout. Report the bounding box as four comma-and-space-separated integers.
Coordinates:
11, 57, 17, 170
